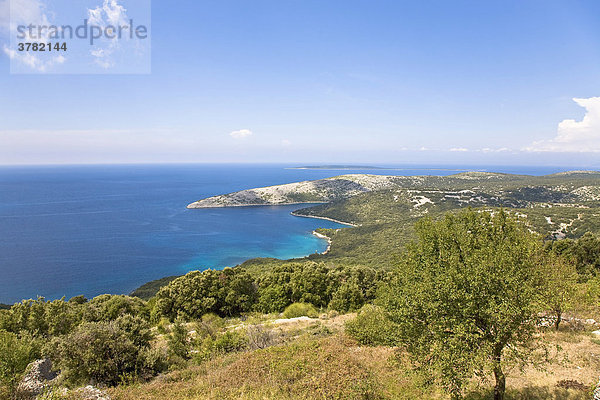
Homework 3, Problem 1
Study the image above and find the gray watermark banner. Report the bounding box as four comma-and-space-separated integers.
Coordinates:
7, 0, 151, 74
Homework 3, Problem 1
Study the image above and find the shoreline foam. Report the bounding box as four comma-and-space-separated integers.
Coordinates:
312, 230, 332, 255
290, 211, 358, 227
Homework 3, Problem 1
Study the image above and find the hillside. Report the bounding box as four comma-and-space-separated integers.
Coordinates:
129, 171, 600, 298
187, 171, 600, 208
108, 313, 600, 400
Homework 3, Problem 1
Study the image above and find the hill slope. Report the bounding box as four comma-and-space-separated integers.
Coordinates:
187, 171, 600, 208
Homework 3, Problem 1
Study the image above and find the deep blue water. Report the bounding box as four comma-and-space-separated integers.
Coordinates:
0, 163, 579, 303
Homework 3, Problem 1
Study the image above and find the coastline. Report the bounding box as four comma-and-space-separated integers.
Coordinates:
187, 201, 328, 209
290, 211, 358, 227
312, 230, 332, 255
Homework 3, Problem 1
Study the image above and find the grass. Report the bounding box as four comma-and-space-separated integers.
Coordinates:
109, 334, 429, 400
108, 313, 599, 400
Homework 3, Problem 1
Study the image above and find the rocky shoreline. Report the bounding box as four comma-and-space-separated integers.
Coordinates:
291, 211, 358, 227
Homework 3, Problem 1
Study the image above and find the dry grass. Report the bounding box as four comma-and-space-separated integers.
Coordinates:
465, 329, 600, 400
109, 317, 600, 400
109, 334, 429, 400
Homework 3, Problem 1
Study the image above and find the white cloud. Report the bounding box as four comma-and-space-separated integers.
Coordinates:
1, 0, 49, 33
1, 0, 67, 72
3, 43, 65, 72
449, 147, 468, 152
525, 97, 600, 153
230, 129, 253, 139
479, 147, 510, 153
89, 0, 127, 26
87, 0, 129, 68
281, 139, 292, 147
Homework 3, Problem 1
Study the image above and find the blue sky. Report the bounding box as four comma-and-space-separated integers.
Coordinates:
1, 0, 600, 166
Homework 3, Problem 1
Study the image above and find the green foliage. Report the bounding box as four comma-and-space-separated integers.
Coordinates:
114, 314, 153, 348
82, 294, 148, 322
193, 313, 225, 340
155, 268, 257, 320
67, 295, 87, 305
328, 281, 364, 312
45, 318, 158, 387
378, 209, 545, 400
539, 253, 578, 329
0, 297, 80, 337
167, 319, 190, 364
344, 305, 397, 346
155, 263, 381, 320
213, 330, 248, 353
0, 330, 40, 393
193, 329, 248, 362
282, 303, 318, 319
130, 275, 180, 300
547, 232, 600, 279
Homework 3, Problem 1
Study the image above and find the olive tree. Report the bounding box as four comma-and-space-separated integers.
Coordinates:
379, 209, 544, 400
539, 253, 578, 330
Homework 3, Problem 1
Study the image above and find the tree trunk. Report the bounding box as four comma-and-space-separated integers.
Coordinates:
493, 346, 506, 400
493, 365, 506, 400
555, 310, 562, 331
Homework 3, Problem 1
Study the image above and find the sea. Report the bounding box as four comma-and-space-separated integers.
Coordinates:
0, 164, 578, 304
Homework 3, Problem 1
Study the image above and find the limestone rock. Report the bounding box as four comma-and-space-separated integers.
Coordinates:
16, 359, 57, 398
72, 385, 111, 400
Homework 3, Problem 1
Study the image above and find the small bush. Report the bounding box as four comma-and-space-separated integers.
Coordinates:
344, 305, 397, 346
0, 330, 40, 394
193, 329, 248, 363
247, 325, 277, 350
194, 313, 225, 340
213, 330, 248, 353
167, 319, 191, 364
282, 303, 318, 319
45, 319, 158, 386
136, 346, 169, 380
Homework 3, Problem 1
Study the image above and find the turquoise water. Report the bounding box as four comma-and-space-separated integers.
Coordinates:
0, 164, 575, 303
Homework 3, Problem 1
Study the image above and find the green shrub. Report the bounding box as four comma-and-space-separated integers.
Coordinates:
167, 319, 190, 364
282, 303, 318, 319
115, 314, 153, 348
213, 330, 248, 353
45, 319, 156, 386
193, 329, 248, 363
136, 346, 169, 380
0, 297, 80, 337
194, 313, 225, 340
328, 282, 365, 312
82, 295, 148, 322
0, 330, 40, 393
155, 268, 258, 320
344, 305, 397, 346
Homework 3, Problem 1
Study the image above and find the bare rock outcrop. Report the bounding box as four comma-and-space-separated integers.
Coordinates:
72, 385, 111, 400
16, 359, 57, 398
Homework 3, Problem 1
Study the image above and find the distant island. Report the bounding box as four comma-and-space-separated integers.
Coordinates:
287, 165, 470, 171
288, 165, 388, 170
187, 170, 600, 209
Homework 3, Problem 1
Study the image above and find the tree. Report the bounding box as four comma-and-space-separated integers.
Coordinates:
539, 253, 578, 330
546, 232, 600, 279
379, 209, 544, 400
155, 268, 258, 320
328, 281, 364, 312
